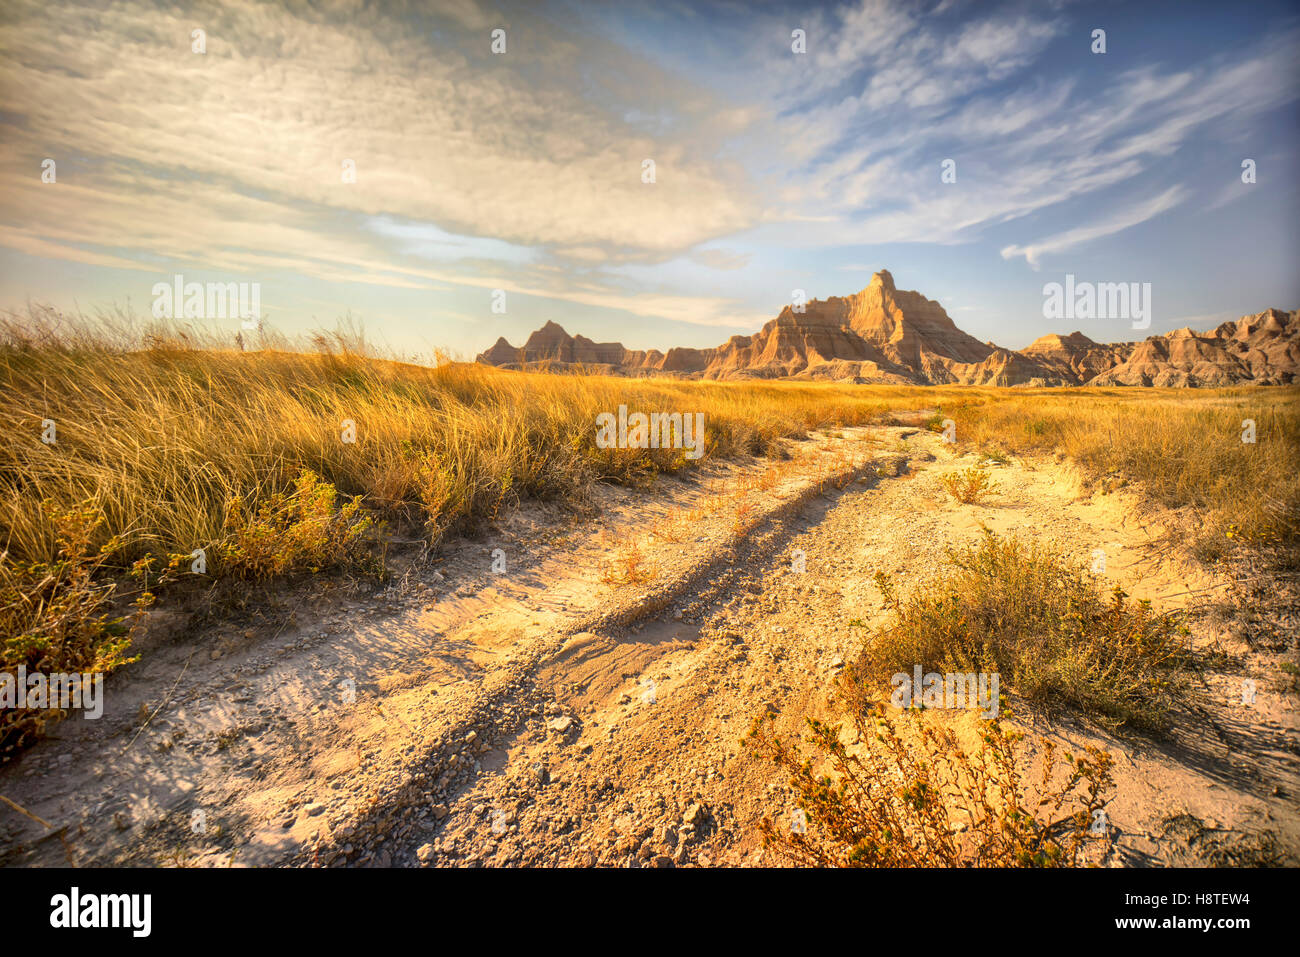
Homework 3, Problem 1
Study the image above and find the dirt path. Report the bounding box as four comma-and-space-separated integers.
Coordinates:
3, 423, 1296, 867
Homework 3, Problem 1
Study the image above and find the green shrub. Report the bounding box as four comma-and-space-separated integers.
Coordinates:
218, 469, 380, 579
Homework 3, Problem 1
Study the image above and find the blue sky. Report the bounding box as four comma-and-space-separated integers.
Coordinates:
0, 0, 1297, 360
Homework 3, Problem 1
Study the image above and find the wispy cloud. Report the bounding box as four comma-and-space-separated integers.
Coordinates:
999, 185, 1189, 268
0, 0, 760, 277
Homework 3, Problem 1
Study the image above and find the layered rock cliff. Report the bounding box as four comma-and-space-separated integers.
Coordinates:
476, 273, 1298, 387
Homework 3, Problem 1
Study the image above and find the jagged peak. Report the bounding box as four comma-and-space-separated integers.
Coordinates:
475, 283, 1296, 387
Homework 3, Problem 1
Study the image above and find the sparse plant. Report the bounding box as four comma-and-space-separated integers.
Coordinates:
650, 508, 689, 544
730, 502, 755, 539
940, 465, 997, 504
857, 529, 1192, 733
748, 700, 1114, 867
598, 537, 658, 587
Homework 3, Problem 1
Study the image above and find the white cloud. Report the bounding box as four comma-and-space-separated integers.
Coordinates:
0, 0, 761, 268
999, 185, 1188, 268
689, 248, 751, 270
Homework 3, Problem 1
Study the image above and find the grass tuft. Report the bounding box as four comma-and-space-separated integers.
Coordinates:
854, 529, 1192, 734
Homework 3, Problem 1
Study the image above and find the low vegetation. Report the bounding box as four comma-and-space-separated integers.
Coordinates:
855, 529, 1192, 734
0, 503, 147, 757
748, 703, 1114, 867
219, 468, 381, 580
925, 390, 1300, 567
1, 306, 883, 574
939, 464, 997, 504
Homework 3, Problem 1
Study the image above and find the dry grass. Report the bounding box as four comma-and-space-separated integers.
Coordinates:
921, 388, 1300, 565
5, 307, 1294, 580
748, 703, 1114, 867
854, 530, 1193, 734
939, 464, 998, 504
1, 306, 884, 572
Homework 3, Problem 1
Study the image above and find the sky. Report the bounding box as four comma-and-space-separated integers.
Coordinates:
1, 0, 1297, 361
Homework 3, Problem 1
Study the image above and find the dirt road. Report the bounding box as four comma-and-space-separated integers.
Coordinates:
3, 423, 1296, 867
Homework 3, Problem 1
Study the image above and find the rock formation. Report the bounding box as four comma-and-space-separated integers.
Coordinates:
476, 273, 1298, 387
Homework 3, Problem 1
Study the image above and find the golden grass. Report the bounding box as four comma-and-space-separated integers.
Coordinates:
3, 307, 1296, 578
923, 388, 1300, 563
0, 309, 885, 570
855, 530, 1192, 734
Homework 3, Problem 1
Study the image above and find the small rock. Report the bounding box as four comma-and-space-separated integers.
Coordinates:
684, 803, 708, 827
433, 804, 450, 820
548, 716, 573, 734
416, 843, 435, 863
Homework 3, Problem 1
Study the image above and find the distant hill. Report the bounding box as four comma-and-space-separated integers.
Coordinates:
477, 270, 1299, 386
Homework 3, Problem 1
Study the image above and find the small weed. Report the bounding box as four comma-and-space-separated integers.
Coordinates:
748, 701, 1113, 867
940, 465, 997, 504
598, 538, 659, 587
1, 502, 147, 757
219, 469, 379, 580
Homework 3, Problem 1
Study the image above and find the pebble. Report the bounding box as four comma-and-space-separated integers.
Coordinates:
548, 716, 573, 734
684, 803, 708, 826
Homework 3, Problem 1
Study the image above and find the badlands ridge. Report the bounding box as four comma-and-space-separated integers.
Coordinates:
476, 270, 1298, 387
